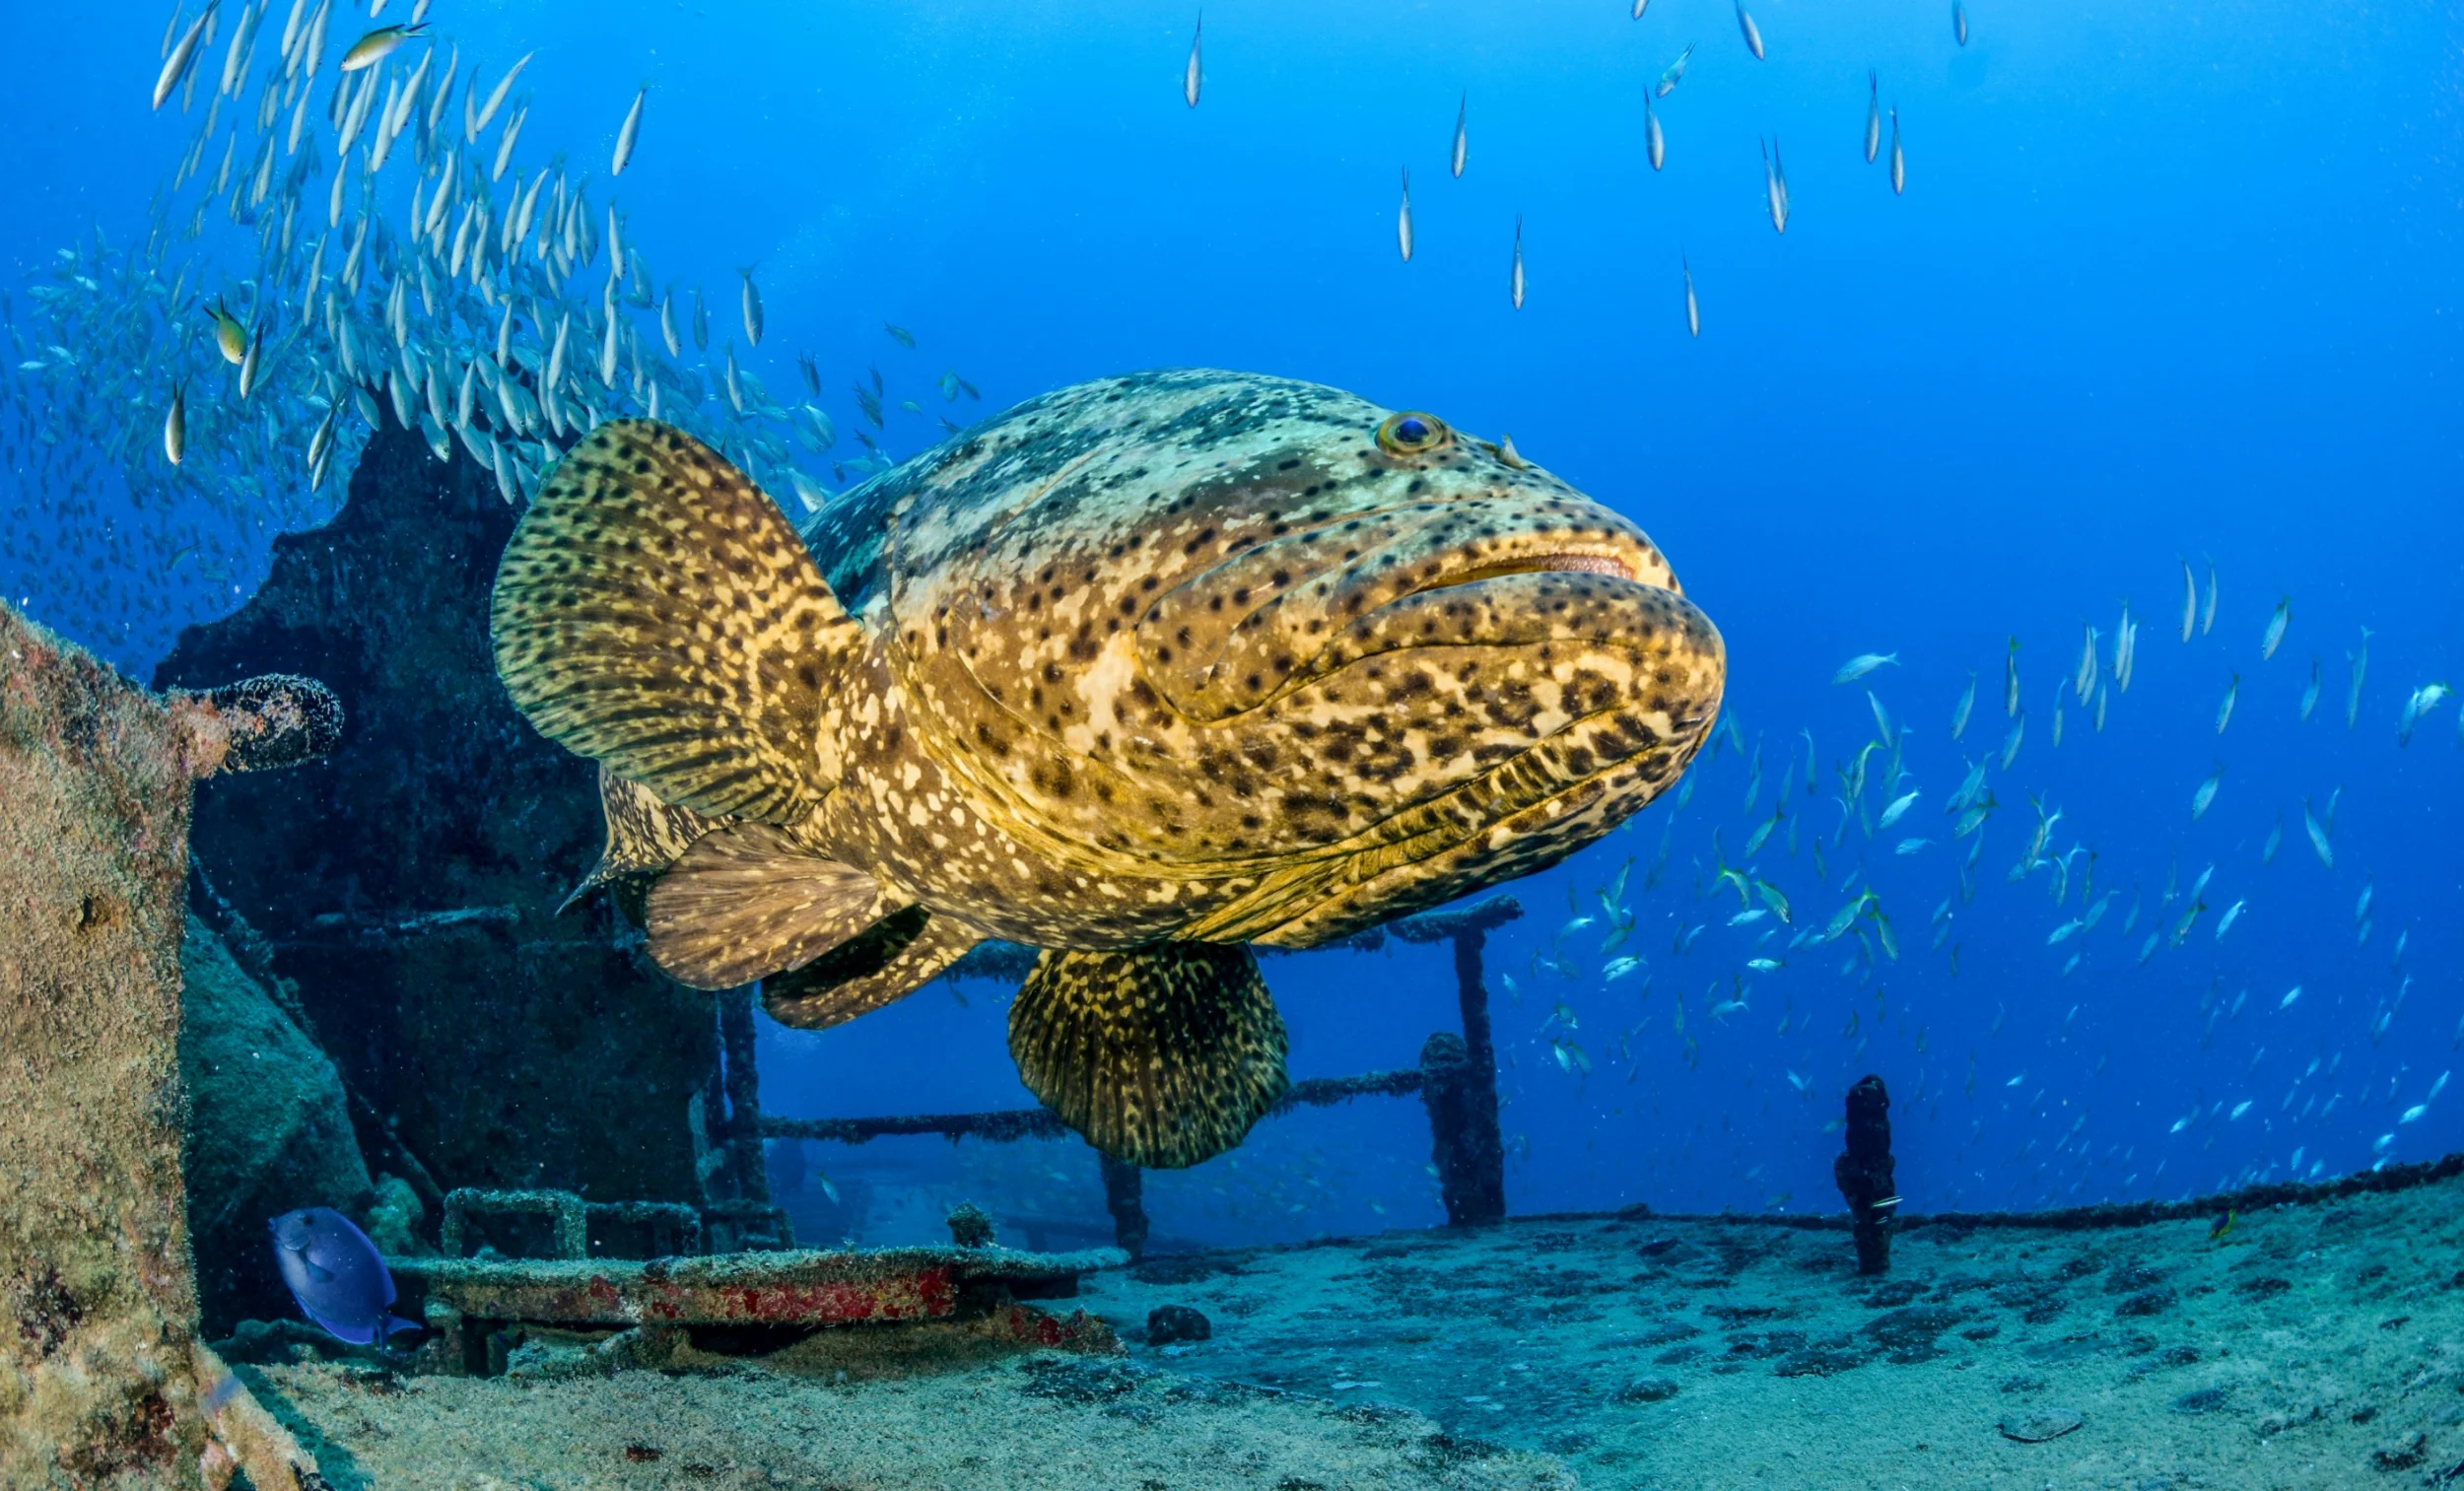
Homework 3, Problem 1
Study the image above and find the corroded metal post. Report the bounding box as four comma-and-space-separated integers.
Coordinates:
1098, 1153, 1149, 1261
1448, 925, 1508, 1221
1400, 898, 1519, 1227
716, 984, 770, 1205
1833, 1074, 1897, 1275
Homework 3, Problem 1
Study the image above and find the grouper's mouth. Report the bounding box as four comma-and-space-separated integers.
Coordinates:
1417, 551, 1638, 588
1138, 528, 1676, 724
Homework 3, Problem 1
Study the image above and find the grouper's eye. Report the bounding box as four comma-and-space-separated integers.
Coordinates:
1375, 411, 1451, 456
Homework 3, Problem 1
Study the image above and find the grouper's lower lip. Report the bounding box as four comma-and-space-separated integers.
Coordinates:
1413, 551, 1639, 590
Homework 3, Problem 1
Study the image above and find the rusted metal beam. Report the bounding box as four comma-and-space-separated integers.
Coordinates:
764, 1108, 1070, 1146
763, 1064, 1428, 1152
394, 1246, 1121, 1331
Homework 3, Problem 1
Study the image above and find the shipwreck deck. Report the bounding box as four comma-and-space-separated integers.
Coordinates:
238, 1159, 2464, 1490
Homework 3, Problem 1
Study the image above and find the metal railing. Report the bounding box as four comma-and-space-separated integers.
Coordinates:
754, 896, 1526, 1257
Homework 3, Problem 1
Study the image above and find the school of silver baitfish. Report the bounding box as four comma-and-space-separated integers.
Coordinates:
1485, 566, 2452, 1210
0, 0, 2450, 1221
1, 0, 975, 666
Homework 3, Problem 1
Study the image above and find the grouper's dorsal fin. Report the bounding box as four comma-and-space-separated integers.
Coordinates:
491, 420, 856, 824
558, 765, 729, 915
1008, 945, 1291, 1170
644, 823, 903, 989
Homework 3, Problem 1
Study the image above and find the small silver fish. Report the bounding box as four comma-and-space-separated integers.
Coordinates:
1952, 0, 1969, 45
1878, 791, 1919, 830
1762, 136, 1790, 232
2217, 673, 2238, 734
2180, 559, 2197, 643
2397, 682, 2451, 746
2261, 597, 2290, 660
1888, 108, 1905, 195
164, 382, 186, 464
1657, 44, 1693, 98
1832, 651, 1897, 685
612, 87, 646, 176
2299, 660, 2319, 721
1736, 0, 1764, 59
1184, 13, 1201, 108
739, 267, 764, 347
1645, 94, 1665, 171
2348, 627, 2370, 727
1510, 215, 1525, 310
1398, 167, 1413, 262
1951, 671, 1975, 739
1682, 255, 1699, 337
1452, 92, 1467, 178
1864, 72, 1881, 165
155, 3, 218, 111
474, 51, 531, 138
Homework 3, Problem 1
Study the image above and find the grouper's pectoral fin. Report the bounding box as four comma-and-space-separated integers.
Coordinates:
490, 419, 858, 825
1008, 945, 1290, 1170
644, 823, 902, 989
761, 909, 985, 1030
559, 765, 731, 915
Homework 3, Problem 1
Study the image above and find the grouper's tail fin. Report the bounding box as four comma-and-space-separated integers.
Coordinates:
491, 420, 856, 823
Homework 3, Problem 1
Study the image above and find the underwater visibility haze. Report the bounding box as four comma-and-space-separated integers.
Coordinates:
4, 0, 2463, 1380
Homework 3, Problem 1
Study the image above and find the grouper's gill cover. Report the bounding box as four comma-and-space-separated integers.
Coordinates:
821, 368, 1724, 946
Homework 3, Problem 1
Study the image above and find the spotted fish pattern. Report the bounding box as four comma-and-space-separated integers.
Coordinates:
492, 369, 1725, 1167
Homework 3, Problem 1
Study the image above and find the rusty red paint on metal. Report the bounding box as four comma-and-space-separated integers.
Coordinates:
398, 1254, 1053, 1329
987, 1305, 1116, 1352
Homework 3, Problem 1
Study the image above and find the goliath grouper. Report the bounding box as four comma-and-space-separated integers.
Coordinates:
491, 369, 1724, 1168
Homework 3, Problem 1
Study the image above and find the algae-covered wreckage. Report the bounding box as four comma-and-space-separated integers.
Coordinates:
11, 430, 2464, 1490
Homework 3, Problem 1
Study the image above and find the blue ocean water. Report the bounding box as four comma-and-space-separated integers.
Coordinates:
3, 0, 2457, 1251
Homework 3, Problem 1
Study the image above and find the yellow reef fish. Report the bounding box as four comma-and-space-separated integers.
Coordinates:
341, 23, 426, 73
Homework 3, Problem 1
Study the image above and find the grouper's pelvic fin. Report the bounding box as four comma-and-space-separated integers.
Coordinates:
490, 419, 856, 825
559, 765, 730, 915
1008, 945, 1291, 1169
644, 823, 905, 989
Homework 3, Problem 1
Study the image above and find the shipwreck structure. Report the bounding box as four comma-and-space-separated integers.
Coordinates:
0, 602, 340, 1486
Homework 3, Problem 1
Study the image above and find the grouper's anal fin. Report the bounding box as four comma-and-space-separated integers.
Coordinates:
761, 908, 985, 1031
1008, 944, 1290, 1170
645, 823, 903, 989
491, 419, 856, 824
559, 764, 730, 915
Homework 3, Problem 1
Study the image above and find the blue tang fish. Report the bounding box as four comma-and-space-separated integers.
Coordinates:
269, 1207, 421, 1345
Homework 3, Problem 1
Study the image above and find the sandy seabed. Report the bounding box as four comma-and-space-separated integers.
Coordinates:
250, 1166, 2464, 1490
